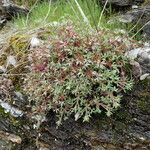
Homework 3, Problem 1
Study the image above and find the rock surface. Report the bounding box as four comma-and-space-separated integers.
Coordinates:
102, 0, 145, 7
102, 0, 150, 38
0, 49, 149, 148
0, 77, 150, 150
126, 46, 150, 78
0, 0, 29, 28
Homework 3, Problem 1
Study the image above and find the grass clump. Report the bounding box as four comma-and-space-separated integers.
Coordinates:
23, 24, 134, 126
13, 0, 126, 31
14, 0, 100, 29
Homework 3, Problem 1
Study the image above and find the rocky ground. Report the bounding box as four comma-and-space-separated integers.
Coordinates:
0, 78, 150, 150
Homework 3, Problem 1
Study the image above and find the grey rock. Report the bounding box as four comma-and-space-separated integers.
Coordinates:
121, 6, 150, 24
104, 0, 132, 6
145, 131, 150, 138
0, 16, 6, 28
126, 47, 150, 79
0, 0, 29, 28
127, 47, 150, 57
137, 49, 150, 73
0, 99, 23, 117
0, 77, 28, 112
102, 0, 144, 7
12, 91, 28, 111
130, 60, 143, 78
140, 73, 150, 80
0, 65, 6, 73
119, 6, 150, 38
3, 3, 29, 17
118, 14, 134, 23
143, 23, 150, 40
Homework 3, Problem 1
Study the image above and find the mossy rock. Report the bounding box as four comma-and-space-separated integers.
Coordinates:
137, 79, 150, 113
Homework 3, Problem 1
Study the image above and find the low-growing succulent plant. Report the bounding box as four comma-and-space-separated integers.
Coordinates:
23, 24, 134, 126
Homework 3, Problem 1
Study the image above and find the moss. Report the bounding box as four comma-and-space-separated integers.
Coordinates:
137, 79, 150, 113
9, 34, 29, 53
130, 79, 150, 114
138, 78, 150, 91
115, 110, 132, 123
0, 106, 22, 127
1, 34, 30, 69
0, 106, 9, 118
37, 29, 52, 40
115, 121, 127, 130
137, 100, 150, 113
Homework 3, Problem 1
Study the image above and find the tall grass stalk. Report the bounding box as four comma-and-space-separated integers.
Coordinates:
98, 0, 108, 27
43, 0, 52, 23
25, 0, 39, 26
74, 0, 90, 25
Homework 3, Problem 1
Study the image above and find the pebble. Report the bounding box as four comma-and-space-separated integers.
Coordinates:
30, 37, 41, 48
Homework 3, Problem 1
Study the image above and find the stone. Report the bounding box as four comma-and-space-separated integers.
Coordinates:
143, 23, 150, 40
0, 65, 6, 73
0, 99, 24, 117
0, 0, 29, 29
130, 60, 142, 78
103, 0, 132, 7
3, 3, 29, 17
120, 6, 150, 24
140, 73, 150, 80
126, 46, 150, 79
119, 5, 150, 38
0, 16, 6, 28
30, 37, 41, 48
101, 0, 144, 7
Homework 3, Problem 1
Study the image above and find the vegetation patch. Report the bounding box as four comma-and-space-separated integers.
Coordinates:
0, 0, 140, 126
22, 24, 135, 125
13, 0, 127, 31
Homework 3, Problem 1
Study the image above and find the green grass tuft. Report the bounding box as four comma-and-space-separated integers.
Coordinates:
13, 0, 127, 31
